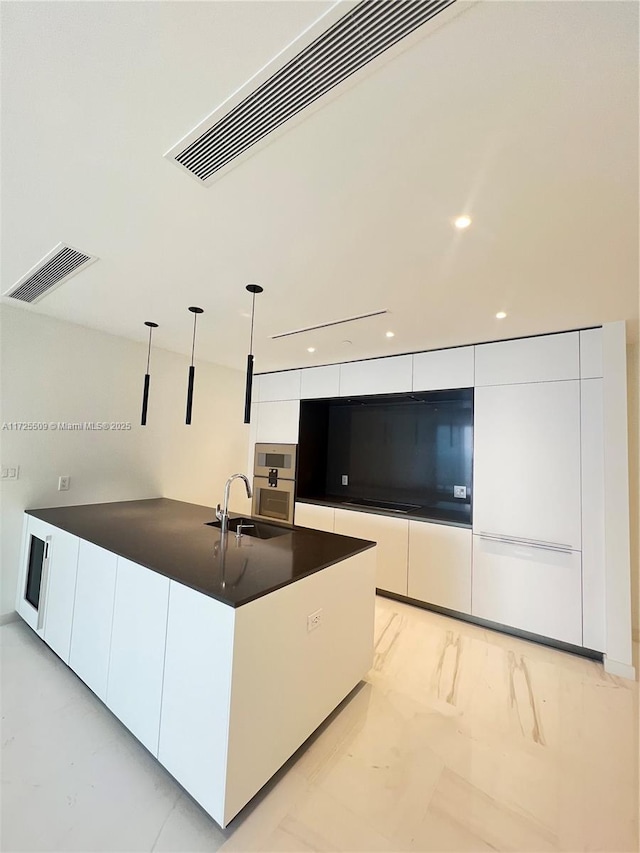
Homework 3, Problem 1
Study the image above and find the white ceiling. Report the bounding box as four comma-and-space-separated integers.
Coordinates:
2, 0, 638, 373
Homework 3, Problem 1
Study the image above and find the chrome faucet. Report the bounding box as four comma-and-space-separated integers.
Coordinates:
216, 473, 252, 539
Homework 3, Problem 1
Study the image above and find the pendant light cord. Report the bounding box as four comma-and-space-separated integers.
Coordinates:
190, 314, 198, 366
146, 326, 153, 373
249, 291, 256, 355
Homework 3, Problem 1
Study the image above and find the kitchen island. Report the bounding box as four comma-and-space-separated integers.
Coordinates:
17, 498, 376, 827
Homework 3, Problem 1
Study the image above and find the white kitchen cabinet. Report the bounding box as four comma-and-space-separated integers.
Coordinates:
68, 541, 117, 700
412, 347, 474, 391
258, 370, 301, 402
158, 581, 236, 824
474, 332, 579, 385
472, 534, 582, 646
339, 355, 413, 397
407, 522, 472, 613
580, 379, 605, 651
473, 380, 582, 550
580, 328, 603, 379
300, 364, 340, 399
294, 502, 335, 532
106, 558, 170, 755
255, 400, 300, 443
334, 508, 407, 595
42, 528, 80, 663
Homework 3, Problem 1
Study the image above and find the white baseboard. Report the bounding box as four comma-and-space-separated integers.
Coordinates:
603, 655, 637, 680
0, 611, 19, 627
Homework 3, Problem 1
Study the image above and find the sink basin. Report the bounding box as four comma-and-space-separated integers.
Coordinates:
205, 517, 289, 540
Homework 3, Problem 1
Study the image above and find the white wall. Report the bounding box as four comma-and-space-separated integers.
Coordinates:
0, 304, 250, 617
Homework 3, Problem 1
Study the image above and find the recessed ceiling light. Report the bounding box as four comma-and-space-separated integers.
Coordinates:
454, 215, 472, 229
385, 331, 395, 338
495, 311, 507, 319
307, 347, 316, 353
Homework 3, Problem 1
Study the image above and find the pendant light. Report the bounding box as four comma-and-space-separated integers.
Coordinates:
141, 321, 158, 426
244, 284, 263, 424
186, 307, 204, 425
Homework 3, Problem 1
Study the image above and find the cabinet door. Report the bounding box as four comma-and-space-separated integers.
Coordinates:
473, 381, 582, 550
258, 370, 301, 402
42, 529, 80, 663
472, 535, 582, 646
294, 502, 335, 532
255, 400, 300, 443
408, 522, 471, 613
106, 558, 170, 755
334, 508, 407, 595
339, 355, 413, 397
412, 347, 474, 391
475, 332, 579, 385
68, 541, 117, 700
158, 581, 235, 826
300, 365, 340, 399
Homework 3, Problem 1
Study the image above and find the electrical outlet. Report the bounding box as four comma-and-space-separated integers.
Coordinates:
1, 465, 19, 480
307, 608, 323, 632
58, 475, 70, 491
341, 474, 348, 486
453, 485, 467, 499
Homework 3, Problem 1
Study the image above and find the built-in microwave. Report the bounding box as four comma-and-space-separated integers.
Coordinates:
252, 443, 297, 524
253, 443, 297, 480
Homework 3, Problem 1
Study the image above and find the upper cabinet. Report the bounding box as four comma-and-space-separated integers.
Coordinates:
255, 400, 300, 444
474, 332, 579, 386
257, 370, 301, 402
580, 328, 603, 379
339, 355, 412, 397
300, 365, 340, 399
412, 346, 474, 391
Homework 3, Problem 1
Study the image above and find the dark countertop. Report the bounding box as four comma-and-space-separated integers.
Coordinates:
26, 498, 375, 608
297, 496, 472, 528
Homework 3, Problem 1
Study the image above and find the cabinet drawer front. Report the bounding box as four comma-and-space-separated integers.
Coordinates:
471, 535, 582, 646
408, 522, 471, 613
475, 332, 579, 385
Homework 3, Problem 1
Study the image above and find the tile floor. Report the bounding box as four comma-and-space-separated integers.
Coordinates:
1, 597, 638, 852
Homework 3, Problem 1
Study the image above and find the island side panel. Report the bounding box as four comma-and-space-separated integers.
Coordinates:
157, 580, 236, 827
223, 547, 376, 826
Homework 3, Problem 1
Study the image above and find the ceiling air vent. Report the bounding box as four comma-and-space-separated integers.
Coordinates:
3, 243, 98, 304
168, 0, 456, 184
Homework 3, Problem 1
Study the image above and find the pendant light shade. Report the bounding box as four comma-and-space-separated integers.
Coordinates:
244, 284, 263, 424
186, 307, 204, 425
141, 321, 158, 426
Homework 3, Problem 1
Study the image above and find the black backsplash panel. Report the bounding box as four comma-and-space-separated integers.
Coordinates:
298, 389, 473, 524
